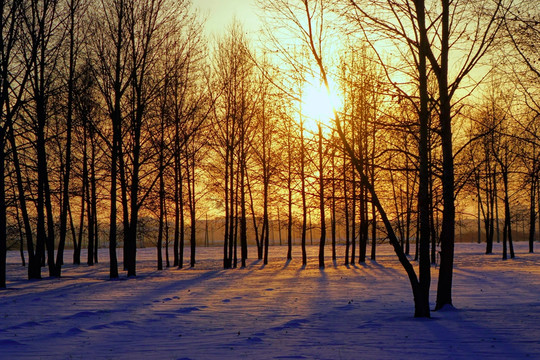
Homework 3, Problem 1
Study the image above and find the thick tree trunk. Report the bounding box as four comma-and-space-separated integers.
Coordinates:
434, 0, 455, 311
435, 101, 455, 310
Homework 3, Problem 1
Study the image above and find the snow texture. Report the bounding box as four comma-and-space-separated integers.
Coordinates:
1, 242, 539, 359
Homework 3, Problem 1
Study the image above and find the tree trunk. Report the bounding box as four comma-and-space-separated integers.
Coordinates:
351, 158, 356, 266
109, 119, 120, 279
36, 97, 57, 277
344, 151, 350, 265
337, 118, 430, 317
0, 137, 6, 288
263, 170, 270, 266
240, 148, 248, 268
157, 157, 164, 270
187, 153, 197, 268
90, 133, 99, 264
435, 0, 455, 311
86, 144, 95, 266
10, 123, 38, 279
318, 124, 326, 268
55, 0, 77, 276
300, 121, 307, 266
528, 175, 536, 253
331, 147, 337, 262
287, 117, 293, 260
504, 170, 515, 259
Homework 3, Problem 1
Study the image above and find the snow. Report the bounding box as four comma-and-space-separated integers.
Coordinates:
1, 242, 539, 359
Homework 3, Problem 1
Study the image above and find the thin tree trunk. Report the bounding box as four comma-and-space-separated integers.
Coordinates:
13, 190, 26, 267
157, 155, 164, 270
331, 147, 337, 262
91, 137, 99, 264
55, 0, 77, 276
287, 117, 293, 260
0, 140, 5, 288
318, 124, 326, 268
529, 174, 536, 253
344, 150, 350, 265
241, 148, 248, 268
300, 121, 307, 266
187, 152, 197, 268
86, 142, 95, 266
165, 201, 170, 267
9, 122, 37, 278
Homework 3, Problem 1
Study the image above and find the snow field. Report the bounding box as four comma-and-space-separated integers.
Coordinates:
1, 242, 539, 359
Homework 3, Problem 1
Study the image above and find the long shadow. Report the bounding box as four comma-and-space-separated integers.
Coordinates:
419, 307, 536, 358
281, 258, 292, 270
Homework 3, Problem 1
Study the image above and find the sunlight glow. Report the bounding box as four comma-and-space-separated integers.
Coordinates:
300, 78, 341, 133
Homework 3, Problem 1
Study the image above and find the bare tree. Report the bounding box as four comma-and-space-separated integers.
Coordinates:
345, 0, 507, 310
24, 0, 68, 278
210, 21, 257, 268
1, 0, 33, 287
55, 0, 90, 276
92, 0, 131, 279
505, 1, 540, 253
260, 0, 432, 317
93, 0, 191, 277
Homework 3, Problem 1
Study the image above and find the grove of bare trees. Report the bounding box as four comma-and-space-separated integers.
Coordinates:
1, 0, 539, 317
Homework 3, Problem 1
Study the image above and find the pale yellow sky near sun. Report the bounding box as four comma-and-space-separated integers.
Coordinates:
192, 0, 261, 35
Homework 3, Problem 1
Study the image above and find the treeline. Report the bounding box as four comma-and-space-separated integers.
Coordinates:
1, 0, 539, 315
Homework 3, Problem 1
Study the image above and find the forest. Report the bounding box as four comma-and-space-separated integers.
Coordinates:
1, 0, 539, 320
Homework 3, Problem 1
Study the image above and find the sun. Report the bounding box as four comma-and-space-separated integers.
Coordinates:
300, 79, 341, 132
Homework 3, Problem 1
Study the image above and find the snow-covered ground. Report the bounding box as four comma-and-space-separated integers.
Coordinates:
1, 242, 539, 359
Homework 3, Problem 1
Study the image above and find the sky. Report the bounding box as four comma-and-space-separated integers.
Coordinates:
192, 0, 261, 36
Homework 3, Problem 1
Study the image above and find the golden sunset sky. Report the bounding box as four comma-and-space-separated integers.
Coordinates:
192, 0, 261, 35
